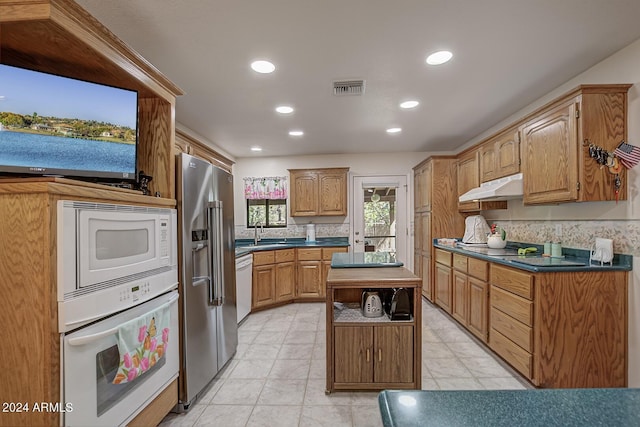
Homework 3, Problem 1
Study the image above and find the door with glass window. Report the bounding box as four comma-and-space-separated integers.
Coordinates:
352, 176, 408, 263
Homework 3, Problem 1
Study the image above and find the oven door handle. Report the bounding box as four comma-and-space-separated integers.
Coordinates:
67, 293, 179, 346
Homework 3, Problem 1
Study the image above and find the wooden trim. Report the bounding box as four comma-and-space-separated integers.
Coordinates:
175, 128, 234, 173
0, 178, 176, 207
49, 0, 183, 100
127, 378, 178, 427
0, 1, 50, 21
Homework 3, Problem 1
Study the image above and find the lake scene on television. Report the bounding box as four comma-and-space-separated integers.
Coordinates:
0, 64, 137, 178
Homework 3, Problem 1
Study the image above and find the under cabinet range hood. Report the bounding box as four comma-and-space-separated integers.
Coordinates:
459, 173, 524, 202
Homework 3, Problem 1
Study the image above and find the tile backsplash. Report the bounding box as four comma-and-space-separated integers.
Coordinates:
490, 220, 640, 257
235, 222, 350, 240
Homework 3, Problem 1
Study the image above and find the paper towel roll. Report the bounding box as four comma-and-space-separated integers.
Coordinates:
306, 223, 316, 242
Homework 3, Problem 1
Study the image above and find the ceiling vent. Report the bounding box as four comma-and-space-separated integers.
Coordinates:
333, 79, 365, 96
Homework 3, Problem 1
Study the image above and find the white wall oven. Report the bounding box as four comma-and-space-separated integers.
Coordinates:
57, 201, 179, 426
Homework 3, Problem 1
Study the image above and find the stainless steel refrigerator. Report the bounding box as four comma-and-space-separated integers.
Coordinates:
176, 153, 238, 410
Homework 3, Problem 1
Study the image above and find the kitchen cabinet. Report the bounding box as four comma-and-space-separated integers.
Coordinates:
456, 149, 507, 212
334, 325, 414, 384
289, 168, 349, 216
467, 275, 489, 342
326, 267, 422, 392
521, 84, 631, 204
451, 254, 489, 342
413, 157, 464, 302
274, 249, 295, 302
252, 251, 277, 308
480, 125, 520, 182
489, 263, 627, 387
297, 248, 323, 298
434, 249, 453, 314
251, 246, 347, 310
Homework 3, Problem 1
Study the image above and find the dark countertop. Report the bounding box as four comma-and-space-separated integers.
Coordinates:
235, 237, 349, 257
330, 251, 403, 268
433, 240, 632, 273
378, 388, 640, 427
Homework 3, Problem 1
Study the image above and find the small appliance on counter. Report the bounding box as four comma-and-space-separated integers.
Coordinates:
306, 223, 316, 242
361, 290, 383, 318
462, 215, 491, 244
387, 288, 412, 320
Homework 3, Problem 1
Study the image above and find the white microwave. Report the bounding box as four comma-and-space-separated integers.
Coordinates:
57, 201, 178, 331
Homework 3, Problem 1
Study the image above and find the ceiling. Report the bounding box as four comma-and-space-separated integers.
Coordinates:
76, 0, 640, 159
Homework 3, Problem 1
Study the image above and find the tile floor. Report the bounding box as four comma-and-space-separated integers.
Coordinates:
160, 299, 529, 427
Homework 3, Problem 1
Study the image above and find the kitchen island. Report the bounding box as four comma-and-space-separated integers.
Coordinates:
378, 388, 640, 427
325, 262, 422, 393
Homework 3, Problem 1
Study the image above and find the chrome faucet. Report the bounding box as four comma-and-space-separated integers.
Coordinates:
254, 221, 263, 245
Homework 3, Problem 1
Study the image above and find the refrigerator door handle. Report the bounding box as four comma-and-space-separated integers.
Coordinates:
208, 200, 224, 306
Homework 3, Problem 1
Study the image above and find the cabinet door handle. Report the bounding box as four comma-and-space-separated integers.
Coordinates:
378, 348, 382, 363
366, 348, 370, 362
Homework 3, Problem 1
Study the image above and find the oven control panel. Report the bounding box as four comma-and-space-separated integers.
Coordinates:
119, 282, 152, 302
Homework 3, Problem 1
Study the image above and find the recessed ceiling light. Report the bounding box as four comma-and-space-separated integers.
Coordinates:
251, 60, 275, 74
386, 127, 402, 134
289, 130, 304, 136
276, 105, 294, 114
426, 50, 453, 65
400, 100, 420, 109
251, 146, 263, 152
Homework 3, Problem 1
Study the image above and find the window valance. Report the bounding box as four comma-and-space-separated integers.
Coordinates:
243, 176, 287, 199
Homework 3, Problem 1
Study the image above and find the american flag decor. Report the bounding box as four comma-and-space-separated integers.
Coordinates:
613, 141, 640, 169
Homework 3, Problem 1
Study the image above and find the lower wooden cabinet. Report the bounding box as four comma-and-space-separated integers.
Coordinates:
252, 264, 276, 308
334, 325, 413, 384
251, 246, 347, 310
297, 261, 322, 297
450, 254, 489, 343
467, 277, 489, 341
275, 261, 295, 302
434, 263, 452, 314
452, 270, 468, 324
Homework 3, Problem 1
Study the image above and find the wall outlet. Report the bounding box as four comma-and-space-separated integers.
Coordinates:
555, 223, 563, 237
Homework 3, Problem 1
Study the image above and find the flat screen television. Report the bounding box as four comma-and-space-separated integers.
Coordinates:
0, 63, 138, 183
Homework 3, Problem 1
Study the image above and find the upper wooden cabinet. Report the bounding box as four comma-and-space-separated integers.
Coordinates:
457, 150, 480, 212
289, 168, 349, 216
456, 149, 508, 212
480, 125, 520, 182
521, 85, 631, 204
0, 0, 183, 199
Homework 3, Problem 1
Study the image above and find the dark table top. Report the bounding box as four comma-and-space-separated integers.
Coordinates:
379, 388, 640, 427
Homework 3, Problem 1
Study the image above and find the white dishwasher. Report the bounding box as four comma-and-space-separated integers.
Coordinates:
235, 253, 253, 323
